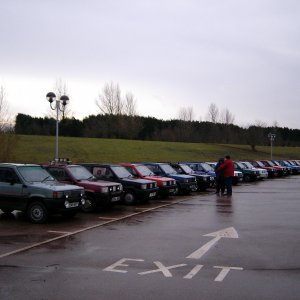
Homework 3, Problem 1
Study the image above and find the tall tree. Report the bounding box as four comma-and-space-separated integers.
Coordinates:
0, 85, 10, 131
220, 108, 235, 124
96, 81, 123, 115
206, 103, 219, 123
0, 85, 18, 161
124, 92, 138, 116
178, 106, 195, 121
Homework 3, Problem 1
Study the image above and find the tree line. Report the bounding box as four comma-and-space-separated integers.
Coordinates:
14, 113, 300, 148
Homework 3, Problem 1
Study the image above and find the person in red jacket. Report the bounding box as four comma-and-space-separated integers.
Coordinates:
217, 155, 234, 196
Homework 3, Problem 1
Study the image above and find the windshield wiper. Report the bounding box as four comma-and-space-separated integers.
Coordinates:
42, 175, 52, 183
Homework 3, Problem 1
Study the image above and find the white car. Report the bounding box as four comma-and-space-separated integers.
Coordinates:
240, 161, 268, 180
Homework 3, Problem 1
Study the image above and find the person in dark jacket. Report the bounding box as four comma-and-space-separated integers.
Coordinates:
217, 155, 234, 196
215, 158, 225, 195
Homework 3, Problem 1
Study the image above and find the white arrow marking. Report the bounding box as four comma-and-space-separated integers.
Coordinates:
186, 227, 238, 259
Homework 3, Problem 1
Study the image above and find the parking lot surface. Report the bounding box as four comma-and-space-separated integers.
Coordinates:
0, 176, 300, 300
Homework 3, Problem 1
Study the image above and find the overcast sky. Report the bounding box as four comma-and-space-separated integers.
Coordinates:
1, 0, 299, 129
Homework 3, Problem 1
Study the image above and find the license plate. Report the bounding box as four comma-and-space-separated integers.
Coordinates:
149, 192, 156, 198
69, 202, 79, 208
112, 196, 120, 202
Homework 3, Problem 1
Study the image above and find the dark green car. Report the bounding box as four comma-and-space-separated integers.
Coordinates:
234, 162, 259, 182
0, 163, 85, 223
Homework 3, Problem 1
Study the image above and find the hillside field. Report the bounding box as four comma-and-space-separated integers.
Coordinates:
8, 135, 300, 164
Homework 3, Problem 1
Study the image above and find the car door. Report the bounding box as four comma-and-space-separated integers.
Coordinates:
0, 167, 26, 211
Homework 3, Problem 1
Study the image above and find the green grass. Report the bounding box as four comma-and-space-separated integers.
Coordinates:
10, 135, 300, 164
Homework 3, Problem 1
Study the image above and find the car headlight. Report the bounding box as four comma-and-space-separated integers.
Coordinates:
101, 187, 109, 193
141, 184, 147, 190
162, 181, 167, 186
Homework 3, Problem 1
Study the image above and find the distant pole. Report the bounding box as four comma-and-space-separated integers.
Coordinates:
268, 133, 276, 160
46, 92, 69, 161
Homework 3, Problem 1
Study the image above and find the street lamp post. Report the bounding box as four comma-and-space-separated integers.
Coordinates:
268, 133, 276, 160
46, 92, 69, 161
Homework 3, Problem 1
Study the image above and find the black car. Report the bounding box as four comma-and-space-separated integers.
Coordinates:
81, 163, 158, 205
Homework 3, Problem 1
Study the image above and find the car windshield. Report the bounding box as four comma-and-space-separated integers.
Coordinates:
112, 166, 133, 179
242, 162, 254, 168
180, 164, 193, 174
68, 165, 94, 180
256, 161, 264, 167
17, 166, 55, 182
267, 161, 275, 166
160, 164, 177, 174
136, 165, 154, 176
236, 162, 246, 169
201, 163, 213, 172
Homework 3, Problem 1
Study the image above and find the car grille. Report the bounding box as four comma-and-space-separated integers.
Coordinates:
65, 190, 82, 199
109, 185, 121, 192
147, 183, 156, 189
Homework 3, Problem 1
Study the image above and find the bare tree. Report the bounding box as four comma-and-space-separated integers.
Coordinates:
0, 85, 17, 161
206, 103, 219, 123
220, 108, 235, 124
96, 81, 123, 115
124, 92, 138, 116
0, 85, 11, 131
178, 106, 194, 121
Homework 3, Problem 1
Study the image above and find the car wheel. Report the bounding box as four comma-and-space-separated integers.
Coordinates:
27, 202, 48, 224
244, 175, 251, 182
172, 186, 179, 196
190, 184, 198, 192
123, 192, 136, 205
81, 196, 96, 213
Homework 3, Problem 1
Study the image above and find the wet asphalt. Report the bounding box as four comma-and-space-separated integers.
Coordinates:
0, 176, 300, 300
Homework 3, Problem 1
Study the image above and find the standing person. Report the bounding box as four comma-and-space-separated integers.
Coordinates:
215, 158, 225, 195
217, 155, 234, 196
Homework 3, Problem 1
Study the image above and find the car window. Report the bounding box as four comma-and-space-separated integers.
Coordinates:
0, 168, 21, 184
47, 168, 70, 181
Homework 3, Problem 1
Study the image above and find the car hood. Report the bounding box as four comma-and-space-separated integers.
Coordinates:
31, 181, 83, 192
121, 178, 155, 184
143, 175, 173, 182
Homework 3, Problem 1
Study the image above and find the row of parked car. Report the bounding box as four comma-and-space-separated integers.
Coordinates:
0, 159, 299, 223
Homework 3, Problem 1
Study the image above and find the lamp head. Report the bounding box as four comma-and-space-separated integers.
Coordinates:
60, 95, 69, 106
46, 92, 56, 103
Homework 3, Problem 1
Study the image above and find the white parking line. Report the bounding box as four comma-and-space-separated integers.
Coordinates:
98, 217, 118, 221
48, 230, 72, 234
0, 198, 188, 259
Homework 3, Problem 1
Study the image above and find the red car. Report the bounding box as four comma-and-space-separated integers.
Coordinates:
121, 163, 177, 197
249, 160, 278, 178
259, 160, 288, 177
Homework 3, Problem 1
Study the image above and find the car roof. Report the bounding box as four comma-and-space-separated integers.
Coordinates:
0, 163, 39, 167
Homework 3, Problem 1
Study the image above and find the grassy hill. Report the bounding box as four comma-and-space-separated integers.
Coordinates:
8, 135, 300, 164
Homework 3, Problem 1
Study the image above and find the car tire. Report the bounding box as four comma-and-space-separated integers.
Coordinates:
81, 196, 96, 213
123, 191, 136, 205
244, 175, 251, 182
27, 201, 48, 224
